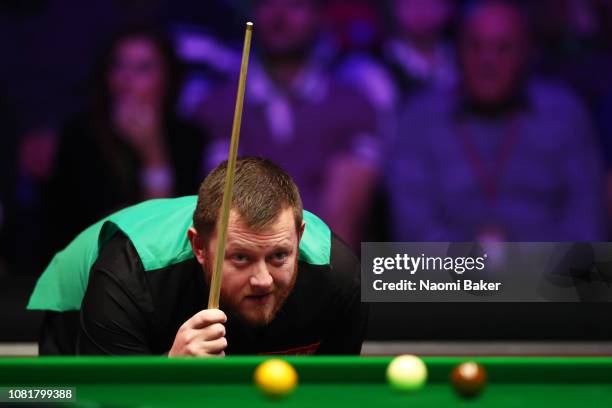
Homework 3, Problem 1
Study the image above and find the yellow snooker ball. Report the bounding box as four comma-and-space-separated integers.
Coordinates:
254, 359, 298, 398
386, 355, 428, 393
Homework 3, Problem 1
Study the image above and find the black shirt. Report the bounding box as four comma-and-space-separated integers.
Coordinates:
40, 232, 367, 355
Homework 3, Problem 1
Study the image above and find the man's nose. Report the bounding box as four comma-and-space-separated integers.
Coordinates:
250, 261, 274, 289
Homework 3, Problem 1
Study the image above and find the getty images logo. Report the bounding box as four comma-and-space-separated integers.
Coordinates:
372, 253, 488, 275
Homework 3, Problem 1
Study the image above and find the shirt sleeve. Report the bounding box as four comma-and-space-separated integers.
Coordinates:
77, 233, 156, 355
317, 235, 369, 355
38, 311, 80, 355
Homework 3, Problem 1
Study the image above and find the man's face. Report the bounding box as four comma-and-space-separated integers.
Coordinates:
204, 208, 302, 327
255, 0, 318, 56
460, 3, 529, 105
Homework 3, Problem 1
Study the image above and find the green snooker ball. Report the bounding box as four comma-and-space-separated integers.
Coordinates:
386, 355, 428, 393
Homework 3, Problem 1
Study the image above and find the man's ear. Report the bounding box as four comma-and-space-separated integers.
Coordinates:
188, 227, 206, 265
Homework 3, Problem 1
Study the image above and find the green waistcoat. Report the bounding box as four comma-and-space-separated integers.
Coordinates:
27, 196, 331, 312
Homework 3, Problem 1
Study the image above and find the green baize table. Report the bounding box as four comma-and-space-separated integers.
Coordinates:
1, 356, 612, 407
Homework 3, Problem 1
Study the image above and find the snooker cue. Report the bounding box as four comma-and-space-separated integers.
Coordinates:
208, 22, 253, 309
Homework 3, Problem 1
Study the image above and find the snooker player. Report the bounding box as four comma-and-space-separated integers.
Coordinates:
28, 157, 367, 356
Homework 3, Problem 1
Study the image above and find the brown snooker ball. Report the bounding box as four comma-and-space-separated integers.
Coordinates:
450, 362, 487, 398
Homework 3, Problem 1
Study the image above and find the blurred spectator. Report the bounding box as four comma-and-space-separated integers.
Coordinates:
0, 0, 175, 275
387, 0, 605, 241
534, 0, 612, 233
534, 0, 612, 109
43, 27, 208, 257
164, 0, 255, 117
198, 0, 379, 248
336, 0, 457, 116
383, 0, 457, 96
1, 0, 169, 182
333, 0, 458, 243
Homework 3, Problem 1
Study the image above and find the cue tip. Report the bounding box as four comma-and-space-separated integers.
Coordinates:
246, 21, 254, 28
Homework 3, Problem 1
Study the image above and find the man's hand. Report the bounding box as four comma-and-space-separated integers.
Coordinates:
168, 309, 227, 357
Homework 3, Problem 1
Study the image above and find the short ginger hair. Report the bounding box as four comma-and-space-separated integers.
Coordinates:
193, 157, 304, 244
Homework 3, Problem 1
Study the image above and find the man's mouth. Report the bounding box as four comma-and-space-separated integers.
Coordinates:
244, 293, 273, 305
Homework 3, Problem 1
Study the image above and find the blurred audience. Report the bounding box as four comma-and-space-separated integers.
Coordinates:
0, 0, 170, 186
336, 0, 457, 117
198, 0, 379, 248
534, 0, 612, 110
534, 0, 612, 233
332, 0, 458, 242
1, 0, 612, 258
43, 27, 208, 257
383, 0, 457, 97
387, 0, 605, 241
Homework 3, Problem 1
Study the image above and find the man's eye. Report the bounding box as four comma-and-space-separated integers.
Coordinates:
232, 254, 249, 263
272, 252, 288, 262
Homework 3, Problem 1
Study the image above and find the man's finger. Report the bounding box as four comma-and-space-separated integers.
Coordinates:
186, 309, 227, 329
193, 323, 226, 341
196, 337, 228, 356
